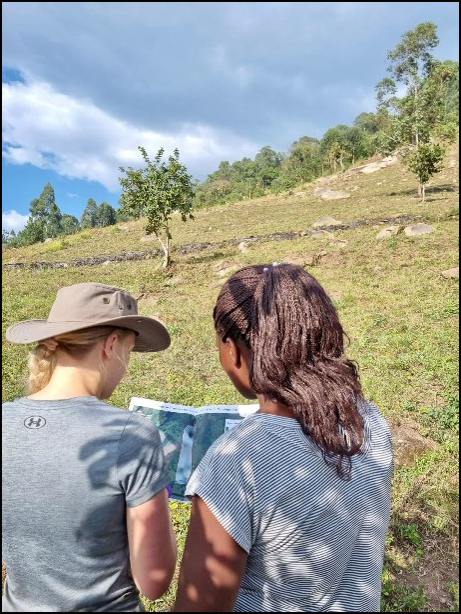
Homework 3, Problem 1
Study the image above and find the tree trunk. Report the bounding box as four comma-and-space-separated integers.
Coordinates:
157, 234, 171, 269
414, 84, 419, 148
162, 235, 170, 269
421, 183, 426, 203
339, 152, 344, 171
417, 182, 422, 199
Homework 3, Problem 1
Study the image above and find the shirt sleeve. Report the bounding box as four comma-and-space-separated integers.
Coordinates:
185, 435, 254, 553
117, 412, 171, 507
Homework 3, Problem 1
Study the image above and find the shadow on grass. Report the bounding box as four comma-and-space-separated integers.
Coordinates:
181, 251, 229, 265
389, 185, 458, 198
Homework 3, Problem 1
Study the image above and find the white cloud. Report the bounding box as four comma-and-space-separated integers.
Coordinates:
2, 79, 259, 188
2, 1, 458, 159
66, 192, 79, 198
2, 210, 29, 233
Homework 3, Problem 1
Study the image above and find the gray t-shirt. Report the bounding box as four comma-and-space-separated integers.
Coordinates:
186, 400, 393, 612
2, 396, 171, 612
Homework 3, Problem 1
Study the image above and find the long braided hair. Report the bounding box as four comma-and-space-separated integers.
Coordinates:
214, 263, 365, 479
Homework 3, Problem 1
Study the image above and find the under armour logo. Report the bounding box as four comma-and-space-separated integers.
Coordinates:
24, 416, 47, 429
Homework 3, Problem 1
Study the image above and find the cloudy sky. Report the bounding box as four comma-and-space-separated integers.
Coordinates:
2, 2, 459, 232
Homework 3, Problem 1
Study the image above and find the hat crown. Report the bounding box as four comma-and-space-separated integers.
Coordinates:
48, 283, 138, 323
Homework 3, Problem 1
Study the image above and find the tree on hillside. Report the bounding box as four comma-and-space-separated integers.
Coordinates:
15, 218, 45, 246
80, 198, 99, 228
254, 146, 283, 189
320, 126, 350, 172
29, 183, 54, 223
115, 200, 135, 222
354, 112, 381, 134
205, 180, 233, 204
344, 126, 369, 165
376, 22, 458, 201
214, 161, 234, 182
61, 214, 80, 235
198, 151, 282, 205
442, 60, 459, 116
119, 146, 195, 268
2, 229, 14, 245
46, 201, 63, 238
29, 182, 63, 238
195, 161, 236, 207
320, 125, 370, 172
98, 202, 117, 227
353, 112, 384, 159
273, 137, 319, 189
10, 183, 63, 246
231, 157, 258, 199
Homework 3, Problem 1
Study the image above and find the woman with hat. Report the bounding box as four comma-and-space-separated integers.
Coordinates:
2, 282, 176, 612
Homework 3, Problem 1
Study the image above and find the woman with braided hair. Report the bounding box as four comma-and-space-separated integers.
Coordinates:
175, 263, 393, 612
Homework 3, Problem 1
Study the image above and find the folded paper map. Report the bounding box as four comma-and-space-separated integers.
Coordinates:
129, 397, 259, 502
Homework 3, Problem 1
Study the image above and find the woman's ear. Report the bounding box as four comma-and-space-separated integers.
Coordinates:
41, 338, 58, 352
101, 332, 118, 359
220, 337, 255, 400
221, 337, 240, 369
226, 337, 242, 369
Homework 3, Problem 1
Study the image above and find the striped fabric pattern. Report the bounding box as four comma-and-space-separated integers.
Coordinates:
186, 400, 393, 612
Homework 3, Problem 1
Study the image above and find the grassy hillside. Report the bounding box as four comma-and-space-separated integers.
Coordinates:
3, 147, 458, 266
2, 147, 459, 612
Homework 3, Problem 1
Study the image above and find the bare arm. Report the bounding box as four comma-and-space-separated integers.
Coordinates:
126, 488, 177, 601
174, 495, 248, 612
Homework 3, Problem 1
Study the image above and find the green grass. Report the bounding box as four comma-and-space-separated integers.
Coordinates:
382, 570, 429, 613
42, 238, 70, 253
2, 149, 459, 611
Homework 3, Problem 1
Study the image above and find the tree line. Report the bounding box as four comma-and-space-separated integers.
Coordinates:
196, 34, 457, 208
3, 185, 119, 248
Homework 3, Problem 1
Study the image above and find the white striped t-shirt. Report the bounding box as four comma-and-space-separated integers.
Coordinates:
186, 400, 393, 612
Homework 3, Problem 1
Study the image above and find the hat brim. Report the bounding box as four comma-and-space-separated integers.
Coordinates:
6, 315, 171, 352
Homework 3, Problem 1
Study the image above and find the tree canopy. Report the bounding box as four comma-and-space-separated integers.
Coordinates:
119, 147, 195, 268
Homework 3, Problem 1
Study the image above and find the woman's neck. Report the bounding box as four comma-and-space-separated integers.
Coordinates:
27, 365, 103, 400
257, 395, 296, 418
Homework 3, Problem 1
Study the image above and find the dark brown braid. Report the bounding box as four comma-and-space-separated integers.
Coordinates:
214, 263, 365, 479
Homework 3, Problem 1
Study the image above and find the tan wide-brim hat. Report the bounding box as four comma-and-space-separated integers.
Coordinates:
6, 282, 171, 353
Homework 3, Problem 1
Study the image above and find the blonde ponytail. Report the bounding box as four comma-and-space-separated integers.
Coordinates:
28, 345, 58, 394
26, 326, 132, 394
